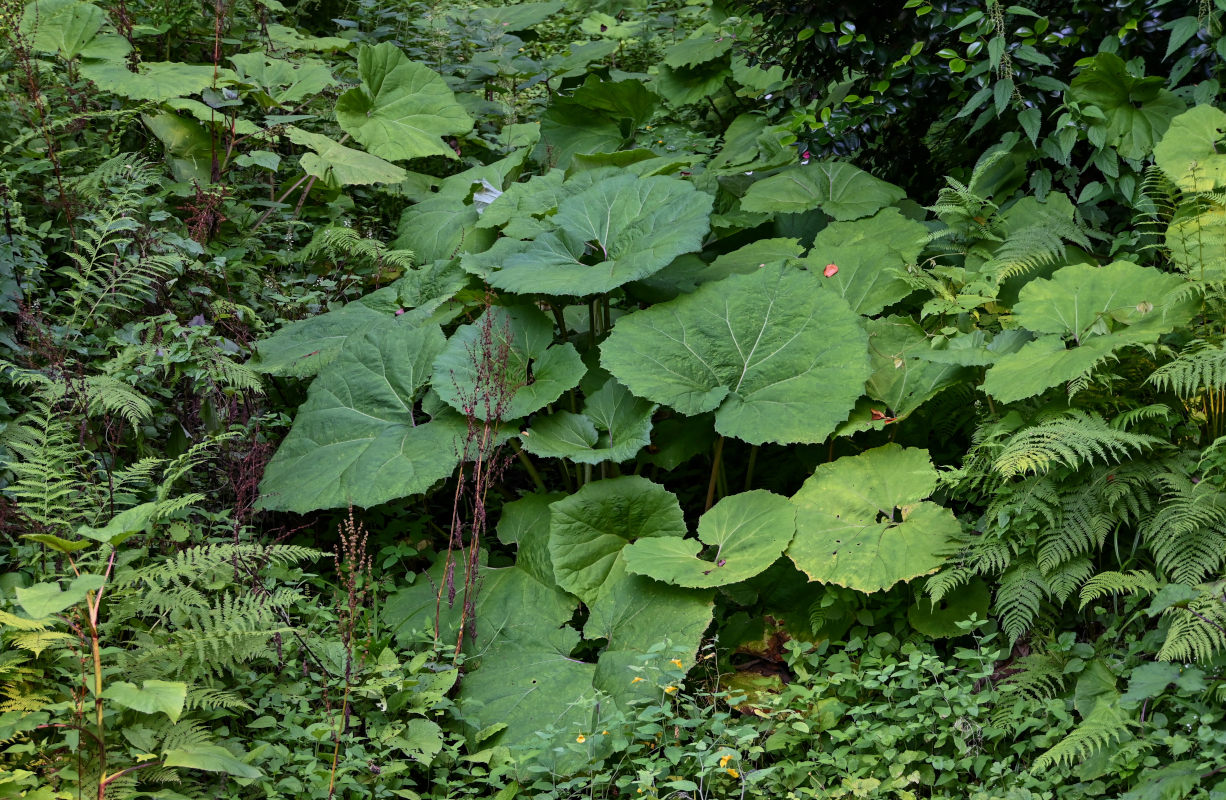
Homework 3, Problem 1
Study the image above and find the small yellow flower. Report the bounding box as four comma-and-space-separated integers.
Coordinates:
631, 676, 645, 684
670, 658, 684, 668
719, 754, 733, 768
664, 685, 678, 694
602, 730, 609, 735
726, 768, 740, 778
576, 734, 586, 744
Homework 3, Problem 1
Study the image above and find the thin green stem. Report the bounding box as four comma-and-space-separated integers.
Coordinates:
705, 436, 725, 512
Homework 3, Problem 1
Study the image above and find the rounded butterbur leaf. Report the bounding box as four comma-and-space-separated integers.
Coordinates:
521, 378, 656, 464
982, 261, 1195, 404
463, 172, 712, 296
1154, 105, 1226, 193
335, 42, 473, 162
258, 324, 462, 513
787, 444, 958, 593
601, 262, 870, 446
739, 161, 905, 220
548, 475, 686, 602
432, 304, 585, 422
623, 490, 796, 588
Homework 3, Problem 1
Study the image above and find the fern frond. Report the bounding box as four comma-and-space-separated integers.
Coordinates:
1078, 570, 1159, 609
302, 226, 415, 274
999, 652, 1067, 702
1032, 703, 1132, 771
83, 373, 154, 426
1147, 341, 1226, 397
987, 212, 1096, 282
1143, 472, 1226, 583
1042, 556, 1094, 604
185, 686, 252, 711
993, 411, 1164, 478
995, 559, 1048, 640
1159, 583, 1226, 663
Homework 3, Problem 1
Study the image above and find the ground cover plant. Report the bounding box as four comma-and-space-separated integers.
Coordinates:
3, 0, 1226, 797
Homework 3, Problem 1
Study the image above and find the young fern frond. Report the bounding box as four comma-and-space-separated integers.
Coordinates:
995, 558, 1048, 641
1078, 570, 1159, 609
986, 212, 1097, 282
302, 225, 415, 275
1032, 703, 1132, 771
83, 373, 155, 426
1147, 341, 1226, 398
1158, 583, 1226, 663
993, 411, 1164, 478
1143, 472, 1226, 583
1042, 556, 1095, 604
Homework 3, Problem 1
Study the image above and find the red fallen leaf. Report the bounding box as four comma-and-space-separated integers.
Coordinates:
823, 263, 839, 277
870, 409, 898, 423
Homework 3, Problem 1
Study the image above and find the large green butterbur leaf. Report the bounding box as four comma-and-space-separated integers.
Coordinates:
80, 61, 218, 102
601, 263, 870, 445
385, 478, 712, 763
1067, 54, 1184, 160
22, 0, 130, 61
550, 477, 713, 697
286, 127, 407, 186
622, 490, 795, 588
983, 262, 1194, 403
866, 317, 968, 418
431, 305, 585, 422
463, 172, 712, 295
740, 161, 905, 220
804, 208, 926, 315
521, 378, 655, 464
787, 444, 957, 593
1154, 105, 1226, 193
336, 42, 473, 162
229, 53, 336, 106
258, 324, 463, 512
549, 476, 686, 601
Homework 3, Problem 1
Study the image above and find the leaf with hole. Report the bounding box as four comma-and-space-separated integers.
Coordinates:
787, 444, 958, 593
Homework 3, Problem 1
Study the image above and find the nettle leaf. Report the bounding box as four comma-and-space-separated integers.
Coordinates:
463, 172, 712, 295
804, 208, 926, 315
622, 490, 795, 588
740, 161, 906, 220
522, 378, 655, 464
983, 262, 1194, 403
601, 263, 870, 445
866, 316, 967, 418
1067, 53, 1185, 160
285, 126, 408, 186
258, 324, 463, 512
1154, 105, 1226, 193
336, 42, 473, 162
432, 305, 584, 422
549, 476, 686, 602
787, 444, 958, 593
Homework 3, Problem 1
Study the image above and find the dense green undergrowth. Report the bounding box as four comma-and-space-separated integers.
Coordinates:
3, 0, 1226, 797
